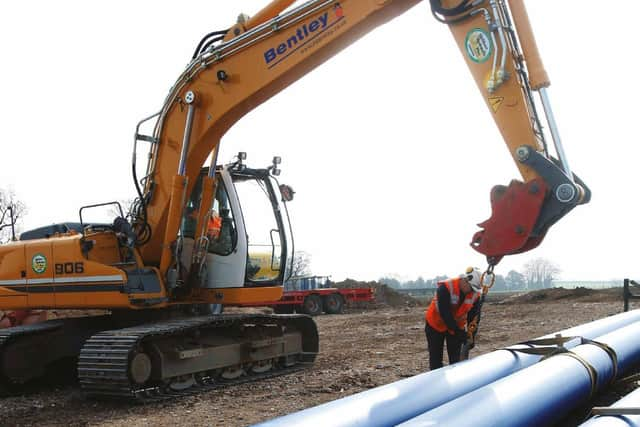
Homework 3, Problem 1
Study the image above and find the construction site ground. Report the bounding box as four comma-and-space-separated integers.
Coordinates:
0, 286, 632, 426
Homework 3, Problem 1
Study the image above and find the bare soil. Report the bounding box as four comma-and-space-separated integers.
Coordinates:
0, 288, 632, 427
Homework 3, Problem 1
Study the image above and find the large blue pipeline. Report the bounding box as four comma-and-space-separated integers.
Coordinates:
252, 310, 640, 427
580, 388, 640, 426
398, 320, 640, 427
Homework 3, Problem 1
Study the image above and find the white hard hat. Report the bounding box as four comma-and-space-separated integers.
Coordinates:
463, 267, 483, 291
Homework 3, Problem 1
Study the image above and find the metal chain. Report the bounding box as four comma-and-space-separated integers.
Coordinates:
481, 263, 496, 291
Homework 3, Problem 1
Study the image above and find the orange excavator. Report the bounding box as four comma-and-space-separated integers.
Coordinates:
0, 0, 588, 400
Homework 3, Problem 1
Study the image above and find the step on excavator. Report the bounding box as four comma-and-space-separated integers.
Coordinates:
0, 0, 589, 400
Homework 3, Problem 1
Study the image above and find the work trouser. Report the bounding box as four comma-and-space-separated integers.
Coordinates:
425, 323, 464, 370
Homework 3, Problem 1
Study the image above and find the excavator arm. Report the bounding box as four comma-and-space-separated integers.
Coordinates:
430, 0, 590, 264
132, 0, 589, 282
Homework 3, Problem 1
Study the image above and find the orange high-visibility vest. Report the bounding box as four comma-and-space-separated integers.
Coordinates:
425, 278, 480, 333
207, 215, 222, 239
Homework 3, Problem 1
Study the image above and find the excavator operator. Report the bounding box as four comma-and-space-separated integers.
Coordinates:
206, 210, 222, 240
425, 267, 483, 370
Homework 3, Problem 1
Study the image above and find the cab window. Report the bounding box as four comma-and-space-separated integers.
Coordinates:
207, 184, 237, 256
233, 177, 281, 282
181, 174, 237, 256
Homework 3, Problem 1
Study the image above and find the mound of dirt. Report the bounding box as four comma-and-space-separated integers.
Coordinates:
500, 287, 622, 304
333, 278, 420, 307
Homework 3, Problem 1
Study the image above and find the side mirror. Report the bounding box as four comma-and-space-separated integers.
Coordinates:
279, 184, 295, 202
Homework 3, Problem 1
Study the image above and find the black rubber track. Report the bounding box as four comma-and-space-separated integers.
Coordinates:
0, 320, 66, 394
78, 313, 318, 402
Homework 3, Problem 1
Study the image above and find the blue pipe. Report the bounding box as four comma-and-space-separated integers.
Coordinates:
580, 388, 640, 426
252, 310, 640, 427
398, 321, 640, 427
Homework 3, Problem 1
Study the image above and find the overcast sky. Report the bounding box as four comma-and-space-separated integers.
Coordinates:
1, 1, 638, 283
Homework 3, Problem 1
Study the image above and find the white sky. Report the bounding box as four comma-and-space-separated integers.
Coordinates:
1, 1, 638, 283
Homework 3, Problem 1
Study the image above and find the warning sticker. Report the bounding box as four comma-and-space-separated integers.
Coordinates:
489, 96, 504, 113
465, 28, 492, 63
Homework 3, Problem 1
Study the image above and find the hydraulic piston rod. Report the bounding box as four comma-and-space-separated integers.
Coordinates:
539, 87, 573, 181
178, 91, 196, 176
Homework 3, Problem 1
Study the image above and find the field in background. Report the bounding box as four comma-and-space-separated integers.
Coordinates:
0, 287, 634, 426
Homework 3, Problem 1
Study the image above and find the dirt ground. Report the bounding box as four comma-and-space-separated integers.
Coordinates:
0, 287, 631, 427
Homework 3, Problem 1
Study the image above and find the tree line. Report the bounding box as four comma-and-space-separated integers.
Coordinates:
380, 258, 561, 292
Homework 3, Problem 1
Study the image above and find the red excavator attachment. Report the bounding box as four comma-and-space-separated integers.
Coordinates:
471, 179, 548, 264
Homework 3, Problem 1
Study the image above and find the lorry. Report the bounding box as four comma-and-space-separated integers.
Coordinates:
243, 276, 375, 315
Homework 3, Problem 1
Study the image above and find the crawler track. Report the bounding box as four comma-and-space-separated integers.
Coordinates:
0, 320, 64, 350
0, 321, 65, 394
78, 313, 318, 402
0, 316, 114, 395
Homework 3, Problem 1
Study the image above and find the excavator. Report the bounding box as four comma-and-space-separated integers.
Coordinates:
0, 0, 589, 400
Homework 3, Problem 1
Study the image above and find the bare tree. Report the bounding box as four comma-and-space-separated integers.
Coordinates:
0, 189, 27, 243
523, 258, 561, 289
290, 251, 312, 277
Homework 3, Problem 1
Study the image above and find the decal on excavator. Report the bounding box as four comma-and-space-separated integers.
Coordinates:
55, 262, 85, 275
264, 4, 345, 68
334, 2, 343, 18
465, 28, 492, 63
488, 96, 504, 113
31, 254, 47, 274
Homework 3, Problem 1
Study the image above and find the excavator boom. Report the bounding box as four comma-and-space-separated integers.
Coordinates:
133, 0, 588, 275
136, 0, 424, 275
432, 0, 590, 263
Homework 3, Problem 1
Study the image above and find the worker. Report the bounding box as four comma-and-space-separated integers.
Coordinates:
207, 211, 222, 240
424, 267, 483, 370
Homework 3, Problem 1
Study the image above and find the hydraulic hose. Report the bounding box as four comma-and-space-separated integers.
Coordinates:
430, 0, 479, 23
198, 36, 226, 57
191, 30, 228, 59
431, 0, 474, 16
131, 157, 151, 246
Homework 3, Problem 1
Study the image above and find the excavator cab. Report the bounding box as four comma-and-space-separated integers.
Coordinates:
181, 155, 293, 290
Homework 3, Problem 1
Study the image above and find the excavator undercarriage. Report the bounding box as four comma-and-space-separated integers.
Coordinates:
0, 312, 318, 400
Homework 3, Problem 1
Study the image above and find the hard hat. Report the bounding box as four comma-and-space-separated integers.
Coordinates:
463, 267, 483, 291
